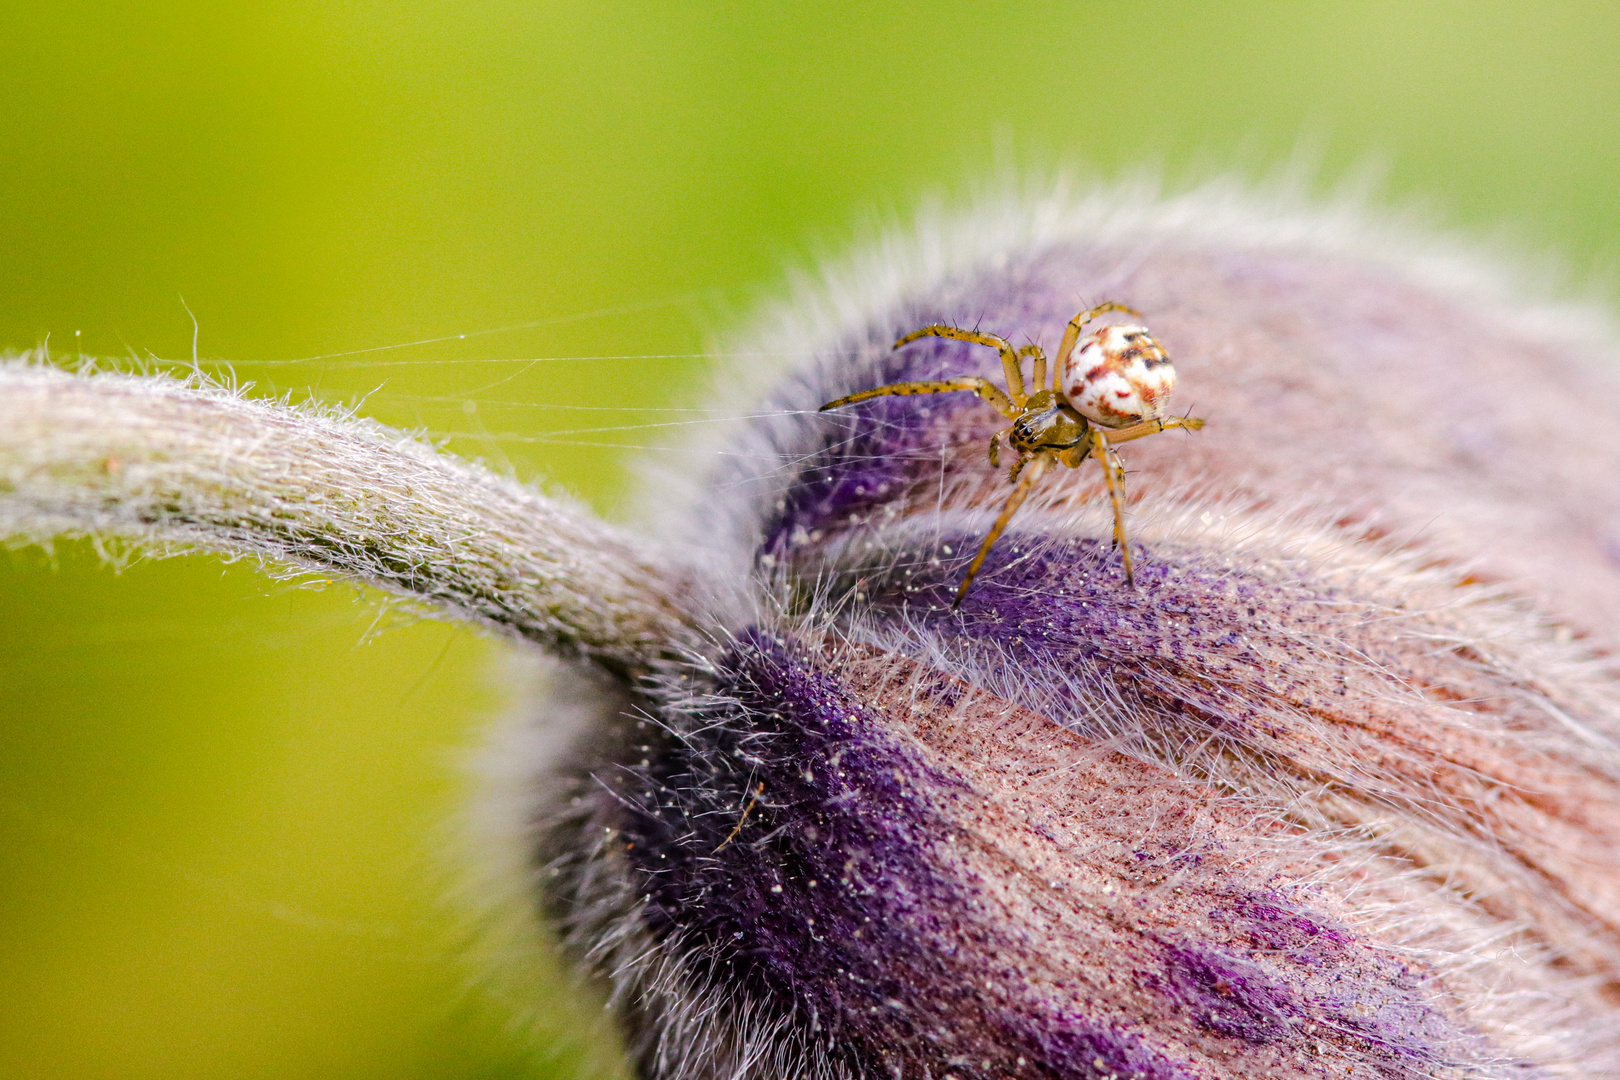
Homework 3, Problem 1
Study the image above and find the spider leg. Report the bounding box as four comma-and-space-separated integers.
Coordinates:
1102, 413, 1206, 445
953, 452, 1053, 609
1090, 428, 1135, 585
987, 431, 1002, 468
1019, 344, 1047, 396
1053, 301, 1144, 373
895, 325, 1028, 405
819, 376, 1019, 420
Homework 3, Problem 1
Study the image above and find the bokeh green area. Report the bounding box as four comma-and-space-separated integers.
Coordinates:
1, 2, 1617, 1077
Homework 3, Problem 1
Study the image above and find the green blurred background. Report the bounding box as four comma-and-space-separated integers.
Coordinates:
2, 2, 1617, 1077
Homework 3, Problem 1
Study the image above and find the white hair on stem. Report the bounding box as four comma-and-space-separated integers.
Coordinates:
0, 358, 703, 674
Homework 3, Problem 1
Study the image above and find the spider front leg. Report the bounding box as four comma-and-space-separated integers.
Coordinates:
894, 325, 1029, 405
1088, 428, 1135, 584
953, 451, 1053, 609
1018, 344, 1047, 396
818, 376, 1019, 420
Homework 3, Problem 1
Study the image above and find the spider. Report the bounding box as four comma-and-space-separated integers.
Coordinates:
819, 302, 1204, 607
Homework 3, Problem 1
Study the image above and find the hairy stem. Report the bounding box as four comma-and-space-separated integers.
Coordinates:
0, 359, 701, 673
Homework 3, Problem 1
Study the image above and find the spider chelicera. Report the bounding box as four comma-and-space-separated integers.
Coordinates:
819, 302, 1204, 607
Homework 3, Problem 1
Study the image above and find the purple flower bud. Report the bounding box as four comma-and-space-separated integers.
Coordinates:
505, 187, 1620, 1079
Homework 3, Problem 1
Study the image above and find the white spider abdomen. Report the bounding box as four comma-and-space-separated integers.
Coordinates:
1061, 324, 1177, 427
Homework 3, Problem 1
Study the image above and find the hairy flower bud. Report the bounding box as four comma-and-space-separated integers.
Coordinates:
499, 183, 1620, 1080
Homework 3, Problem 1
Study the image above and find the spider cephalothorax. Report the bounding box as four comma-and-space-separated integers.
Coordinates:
819, 301, 1203, 604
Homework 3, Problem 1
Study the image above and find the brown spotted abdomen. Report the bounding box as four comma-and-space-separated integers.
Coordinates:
1061, 323, 1177, 426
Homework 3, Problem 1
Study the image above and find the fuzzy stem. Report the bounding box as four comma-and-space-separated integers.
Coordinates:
0, 359, 701, 673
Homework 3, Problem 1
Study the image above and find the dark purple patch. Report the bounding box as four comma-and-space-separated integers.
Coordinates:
620, 632, 955, 1017
1160, 945, 1300, 1045
767, 332, 997, 558
839, 526, 1336, 748
608, 631, 988, 1074
608, 630, 1207, 1079
1159, 940, 1483, 1073
1026, 1020, 1200, 1080
1228, 895, 1353, 950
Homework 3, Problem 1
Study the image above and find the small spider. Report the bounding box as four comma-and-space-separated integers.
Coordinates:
819, 302, 1204, 607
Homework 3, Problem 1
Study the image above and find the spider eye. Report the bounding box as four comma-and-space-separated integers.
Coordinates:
1061, 324, 1177, 427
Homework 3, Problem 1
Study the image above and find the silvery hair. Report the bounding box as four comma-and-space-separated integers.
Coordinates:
7, 174, 1620, 1079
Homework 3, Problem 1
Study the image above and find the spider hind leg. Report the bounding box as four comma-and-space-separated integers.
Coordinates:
1089, 429, 1135, 584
